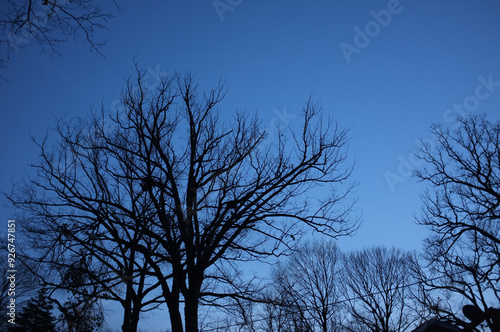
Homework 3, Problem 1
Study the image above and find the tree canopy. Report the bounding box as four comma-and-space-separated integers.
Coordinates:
8, 68, 358, 331
414, 114, 500, 331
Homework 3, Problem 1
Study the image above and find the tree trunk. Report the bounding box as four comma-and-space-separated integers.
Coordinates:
122, 276, 135, 332
166, 298, 184, 332
184, 292, 199, 332
130, 301, 141, 332
322, 309, 328, 332
122, 297, 132, 332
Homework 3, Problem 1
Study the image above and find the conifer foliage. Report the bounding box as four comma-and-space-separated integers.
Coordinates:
9, 288, 57, 332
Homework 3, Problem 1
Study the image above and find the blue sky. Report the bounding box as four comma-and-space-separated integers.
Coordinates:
1, 0, 500, 330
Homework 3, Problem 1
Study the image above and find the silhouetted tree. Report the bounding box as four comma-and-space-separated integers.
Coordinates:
9, 66, 357, 331
414, 114, 500, 331
9, 287, 57, 332
48, 256, 105, 332
261, 295, 294, 332
56, 294, 104, 332
268, 240, 344, 332
341, 246, 420, 332
0, 0, 117, 70
10, 182, 163, 332
0, 237, 39, 331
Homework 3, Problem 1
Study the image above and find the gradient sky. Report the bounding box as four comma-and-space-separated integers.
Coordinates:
1, 0, 500, 330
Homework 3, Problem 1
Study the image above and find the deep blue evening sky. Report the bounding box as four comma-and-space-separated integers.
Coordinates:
1, 0, 500, 330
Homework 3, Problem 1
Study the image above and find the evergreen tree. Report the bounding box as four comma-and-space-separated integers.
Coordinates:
9, 288, 57, 332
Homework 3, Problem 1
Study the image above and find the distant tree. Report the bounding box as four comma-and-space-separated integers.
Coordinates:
267, 240, 344, 332
9, 67, 357, 331
341, 246, 420, 332
49, 256, 105, 332
414, 114, 500, 331
9, 287, 57, 332
0, 0, 117, 70
56, 294, 104, 332
0, 237, 39, 331
261, 295, 295, 332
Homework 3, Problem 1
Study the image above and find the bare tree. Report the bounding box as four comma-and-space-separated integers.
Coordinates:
9, 67, 357, 331
261, 294, 297, 332
8, 71, 170, 330
0, 0, 117, 70
410, 241, 499, 331
11, 206, 163, 332
341, 246, 420, 332
48, 255, 106, 332
268, 240, 344, 332
414, 114, 500, 331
